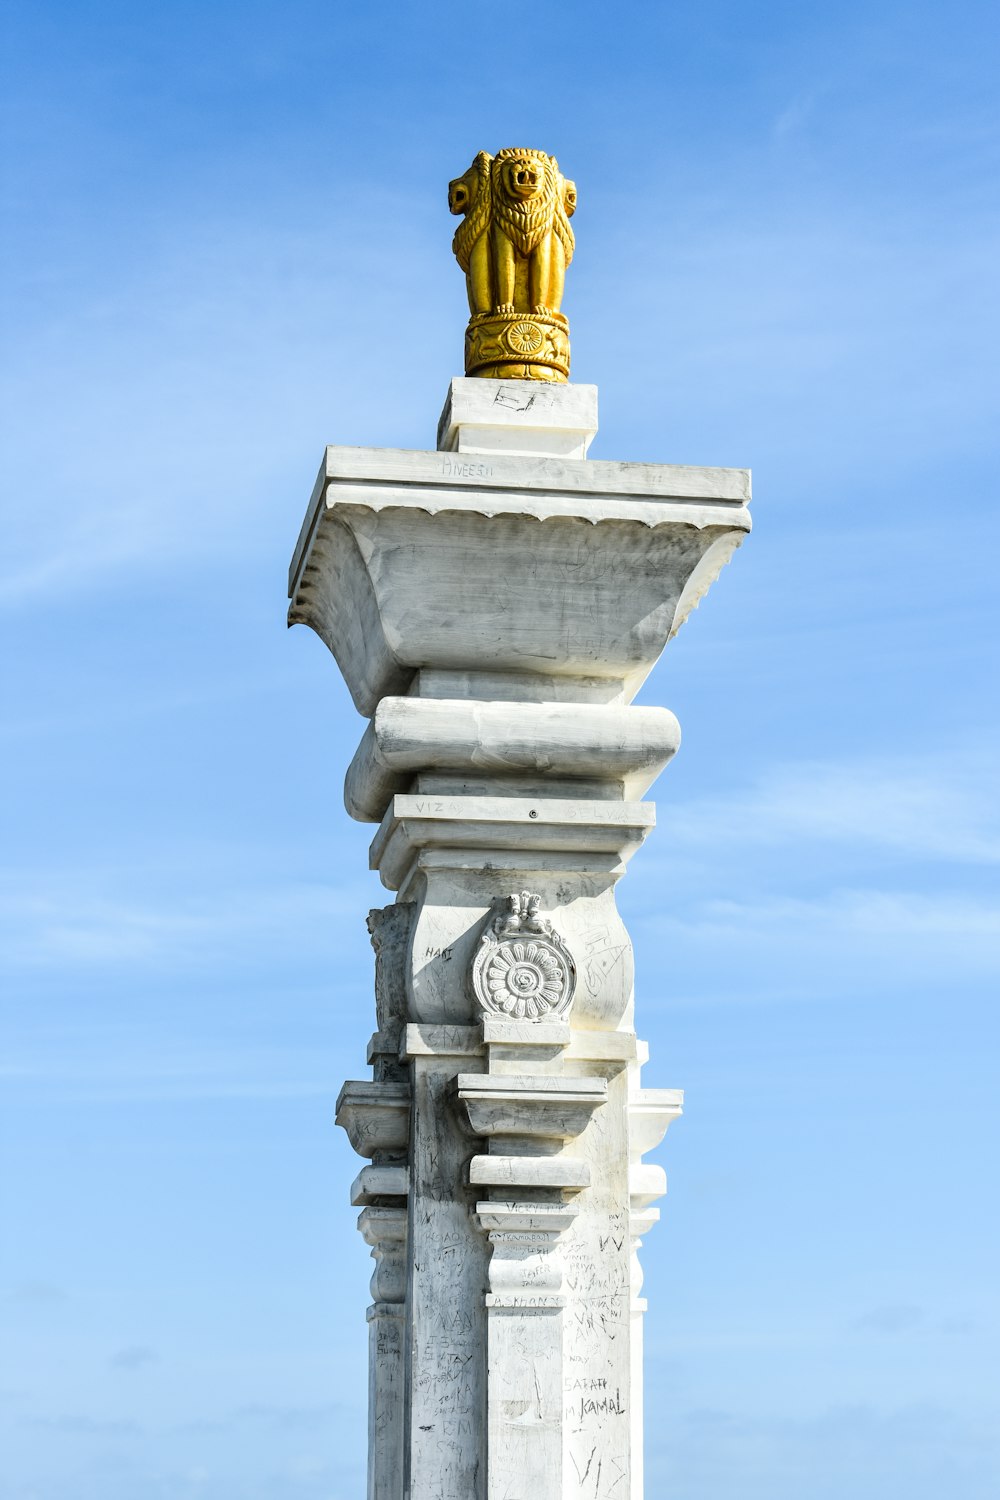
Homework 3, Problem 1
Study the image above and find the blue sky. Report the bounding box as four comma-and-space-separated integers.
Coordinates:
1, 1, 998, 1496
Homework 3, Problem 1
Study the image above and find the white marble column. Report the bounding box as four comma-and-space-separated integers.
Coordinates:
359, 1201, 407, 1500
294, 378, 750, 1500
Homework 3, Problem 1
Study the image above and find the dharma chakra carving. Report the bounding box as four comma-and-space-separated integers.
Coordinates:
471, 891, 576, 1021
449, 147, 576, 382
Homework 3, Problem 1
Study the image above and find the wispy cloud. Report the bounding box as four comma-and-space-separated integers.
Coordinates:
853, 1304, 924, 1334
0, 859, 377, 1101
7, 1282, 67, 1305
632, 743, 1000, 1000
0, 869, 364, 971
176, 1403, 343, 1436
1, 199, 434, 607
650, 1400, 1000, 1498
634, 885, 1000, 1005
658, 747, 1000, 866
109, 1345, 158, 1372
2, 1036, 344, 1104
20, 1414, 142, 1436
773, 87, 830, 141
679, 889, 1000, 940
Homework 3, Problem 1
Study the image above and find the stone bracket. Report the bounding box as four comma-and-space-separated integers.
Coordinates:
335, 1080, 411, 1160
453, 1073, 607, 1145
350, 1164, 409, 1206
628, 1087, 683, 1164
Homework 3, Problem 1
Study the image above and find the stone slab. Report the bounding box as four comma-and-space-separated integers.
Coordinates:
402, 1022, 485, 1059
437, 377, 599, 459
371, 794, 655, 892
468, 1154, 591, 1190
345, 698, 681, 823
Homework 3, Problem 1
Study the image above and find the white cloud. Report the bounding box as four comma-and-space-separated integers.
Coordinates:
629, 744, 1000, 1000
656, 746, 1000, 866
692, 888, 1000, 939
648, 1400, 1000, 1500
1, 195, 441, 606
109, 1346, 158, 1373
632, 885, 1000, 1004
0, 869, 366, 971
0, 1035, 343, 1104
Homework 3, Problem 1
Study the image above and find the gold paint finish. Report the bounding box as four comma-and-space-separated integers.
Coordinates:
449, 148, 576, 382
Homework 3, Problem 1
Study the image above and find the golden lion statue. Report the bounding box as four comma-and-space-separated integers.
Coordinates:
448, 147, 576, 382
449, 147, 575, 317
448, 150, 494, 316
489, 147, 575, 316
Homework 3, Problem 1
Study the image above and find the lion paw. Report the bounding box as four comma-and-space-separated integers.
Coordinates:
532, 304, 552, 316
494, 303, 515, 315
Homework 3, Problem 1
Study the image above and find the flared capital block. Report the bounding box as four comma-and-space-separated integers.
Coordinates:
288, 426, 750, 718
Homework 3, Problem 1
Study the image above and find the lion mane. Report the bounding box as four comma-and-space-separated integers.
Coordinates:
451, 151, 493, 273
490, 148, 575, 265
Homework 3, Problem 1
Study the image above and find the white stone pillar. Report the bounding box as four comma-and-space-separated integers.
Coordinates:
359, 1200, 407, 1500
292, 378, 750, 1500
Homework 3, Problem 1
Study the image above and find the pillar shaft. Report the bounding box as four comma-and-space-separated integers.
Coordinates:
298, 379, 751, 1499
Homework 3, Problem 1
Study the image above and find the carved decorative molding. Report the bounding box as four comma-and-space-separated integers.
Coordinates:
470, 891, 576, 1020
465, 308, 570, 382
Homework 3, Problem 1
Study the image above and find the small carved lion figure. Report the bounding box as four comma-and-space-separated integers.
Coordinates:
448, 150, 493, 315
449, 147, 576, 318
490, 147, 575, 316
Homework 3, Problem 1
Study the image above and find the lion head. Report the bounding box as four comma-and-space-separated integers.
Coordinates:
492, 149, 556, 209
449, 151, 493, 272
490, 149, 562, 259
448, 173, 474, 215
497, 150, 550, 204
448, 151, 492, 214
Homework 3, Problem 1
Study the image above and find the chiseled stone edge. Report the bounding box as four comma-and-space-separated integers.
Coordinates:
437, 377, 599, 455
370, 794, 656, 893
289, 443, 750, 599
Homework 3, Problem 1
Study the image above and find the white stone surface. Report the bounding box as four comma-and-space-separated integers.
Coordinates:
288, 445, 750, 716
344, 697, 681, 823
467, 1154, 590, 1190
369, 794, 655, 898
335, 1080, 410, 1157
350, 1164, 409, 1206
290, 384, 751, 1500
437, 377, 599, 459
359, 1204, 407, 1500
454, 1073, 608, 1142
